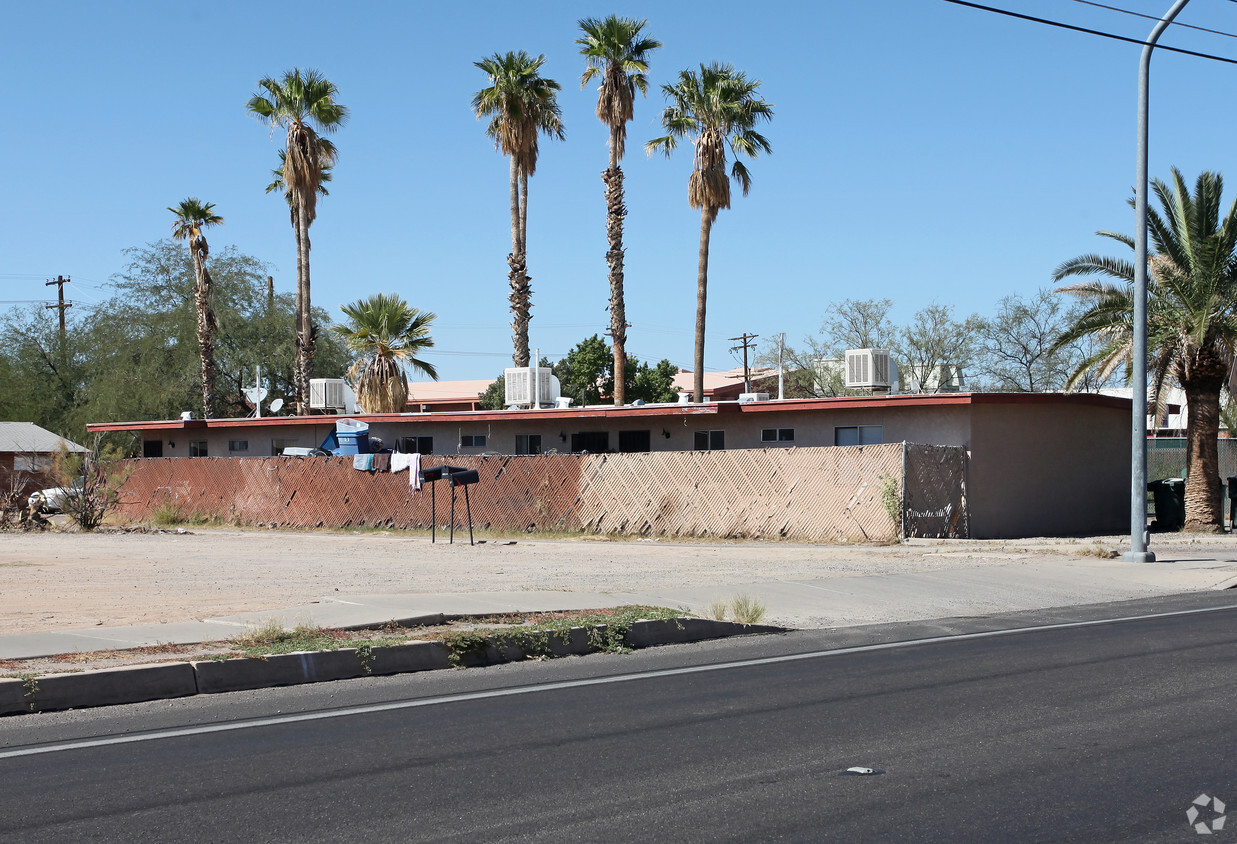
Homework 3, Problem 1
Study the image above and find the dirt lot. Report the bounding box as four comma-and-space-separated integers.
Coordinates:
0, 525, 1151, 637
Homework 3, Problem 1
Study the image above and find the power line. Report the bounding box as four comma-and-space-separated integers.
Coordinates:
942, 0, 1237, 64
1067, 0, 1237, 40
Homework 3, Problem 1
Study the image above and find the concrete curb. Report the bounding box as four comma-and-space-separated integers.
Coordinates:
21, 663, 198, 713
2, 618, 780, 715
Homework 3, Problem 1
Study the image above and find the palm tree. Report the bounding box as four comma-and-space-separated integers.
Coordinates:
1053, 168, 1237, 530
247, 68, 348, 414
168, 198, 224, 419
646, 63, 773, 403
472, 51, 565, 368
331, 293, 439, 414
578, 16, 661, 406
265, 146, 333, 217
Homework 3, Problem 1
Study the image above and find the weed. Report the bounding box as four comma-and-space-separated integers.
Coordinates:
150, 504, 181, 526
21, 674, 39, 711
879, 473, 902, 539
730, 593, 767, 625
708, 599, 729, 621
1078, 544, 1118, 559
354, 642, 374, 675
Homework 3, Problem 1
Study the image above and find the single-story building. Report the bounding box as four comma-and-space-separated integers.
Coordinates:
88, 392, 1132, 538
0, 422, 88, 498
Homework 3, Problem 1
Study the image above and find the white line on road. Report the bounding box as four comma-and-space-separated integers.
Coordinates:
3, 601, 1236, 761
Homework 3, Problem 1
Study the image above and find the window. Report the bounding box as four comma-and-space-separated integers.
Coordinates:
618, 430, 651, 453
142, 440, 164, 458
694, 430, 725, 451
228, 440, 249, 453
271, 438, 299, 456
761, 428, 795, 443
515, 434, 542, 455
13, 455, 53, 472
460, 434, 487, 448
189, 440, 208, 457
571, 432, 609, 453
835, 425, 882, 446
398, 436, 433, 455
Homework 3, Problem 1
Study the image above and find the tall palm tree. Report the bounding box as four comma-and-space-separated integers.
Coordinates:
646, 63, 773, 403
265, 146, 333, 217
331, 293, 438, 413
578, 16, 661, 406
472, 51, 565, 368
168, 198, 224, 419
1053, 168, 1237, 530
247, 68, 348, 414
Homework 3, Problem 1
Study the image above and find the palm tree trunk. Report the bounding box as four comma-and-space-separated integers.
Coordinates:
507, 156, 530, 368
295, 201, 313, 414
193, 252, 215, 419
1182, 379, 1224, 530
694, 207, 714, 404
605, 125, 628, 406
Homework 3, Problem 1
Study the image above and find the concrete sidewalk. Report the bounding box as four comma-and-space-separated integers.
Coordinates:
4, 548, 1235, 661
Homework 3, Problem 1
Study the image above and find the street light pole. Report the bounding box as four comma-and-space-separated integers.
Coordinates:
1125, 0, 1190, 563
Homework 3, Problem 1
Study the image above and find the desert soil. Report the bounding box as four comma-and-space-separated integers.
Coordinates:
0, 525, 1140, 637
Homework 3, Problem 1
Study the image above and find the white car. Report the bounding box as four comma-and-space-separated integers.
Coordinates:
28, 479, 84, 513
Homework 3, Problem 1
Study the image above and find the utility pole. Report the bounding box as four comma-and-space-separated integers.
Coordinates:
776, 332, 786, 400
45, 275, 71, 338
729, 332, 759, 393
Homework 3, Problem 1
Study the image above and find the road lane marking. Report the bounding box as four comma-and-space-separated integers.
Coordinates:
4, 601, 1237, 761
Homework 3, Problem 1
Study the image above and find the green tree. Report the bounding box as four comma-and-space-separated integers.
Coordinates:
472, 51, 565, 368
627, 358, 679, 403
971, 289, 1086, 392
1053, 168, 1237, 529
553, 334, 612, 406
647, 63, 773, 403
578, 15, 660, 405
247, 68, 348, 414
894, 304, 981, 394
0, 240, 350, 452
168, 198, 224, 418
331, 293, 438, 413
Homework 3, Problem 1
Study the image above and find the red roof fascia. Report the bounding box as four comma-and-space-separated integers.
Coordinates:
85, 392, 1132, 433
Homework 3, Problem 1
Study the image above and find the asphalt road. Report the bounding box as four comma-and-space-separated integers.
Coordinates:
2, 593, 1235, 842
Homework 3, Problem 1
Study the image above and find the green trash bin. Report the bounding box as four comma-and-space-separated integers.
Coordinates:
1148, 478, 1184, 532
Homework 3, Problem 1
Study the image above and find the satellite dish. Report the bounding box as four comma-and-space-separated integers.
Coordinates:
243, 387, 269, 404
269, 398, 285, 413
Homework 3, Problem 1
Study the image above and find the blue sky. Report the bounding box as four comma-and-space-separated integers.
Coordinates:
3, 0, 1236, 382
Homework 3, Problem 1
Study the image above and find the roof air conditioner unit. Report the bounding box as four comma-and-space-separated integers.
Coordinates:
738, 392, 770, 403
504, 367, 560, 407
844, 349, 891, 390
310, 378, 348, 412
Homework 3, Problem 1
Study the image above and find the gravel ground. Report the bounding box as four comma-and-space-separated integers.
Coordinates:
0, 525, 1196, 637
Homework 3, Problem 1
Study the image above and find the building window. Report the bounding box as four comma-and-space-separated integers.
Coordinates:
571, 432, 609, 453
13, 455, 53, 472
515, 434, 542, 455
835, 425, 882, 446
398, 436, 433, 455
460, 434, 487, 448
189, 441, 208, 457
694, 430, 725, 451
271, 438, 298, 456
761, 428, 795, 443
618, 430, 651, 453
228, 440, 249, 453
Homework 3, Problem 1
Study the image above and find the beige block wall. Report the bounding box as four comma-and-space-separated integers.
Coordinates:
968, 402, 1128, 538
